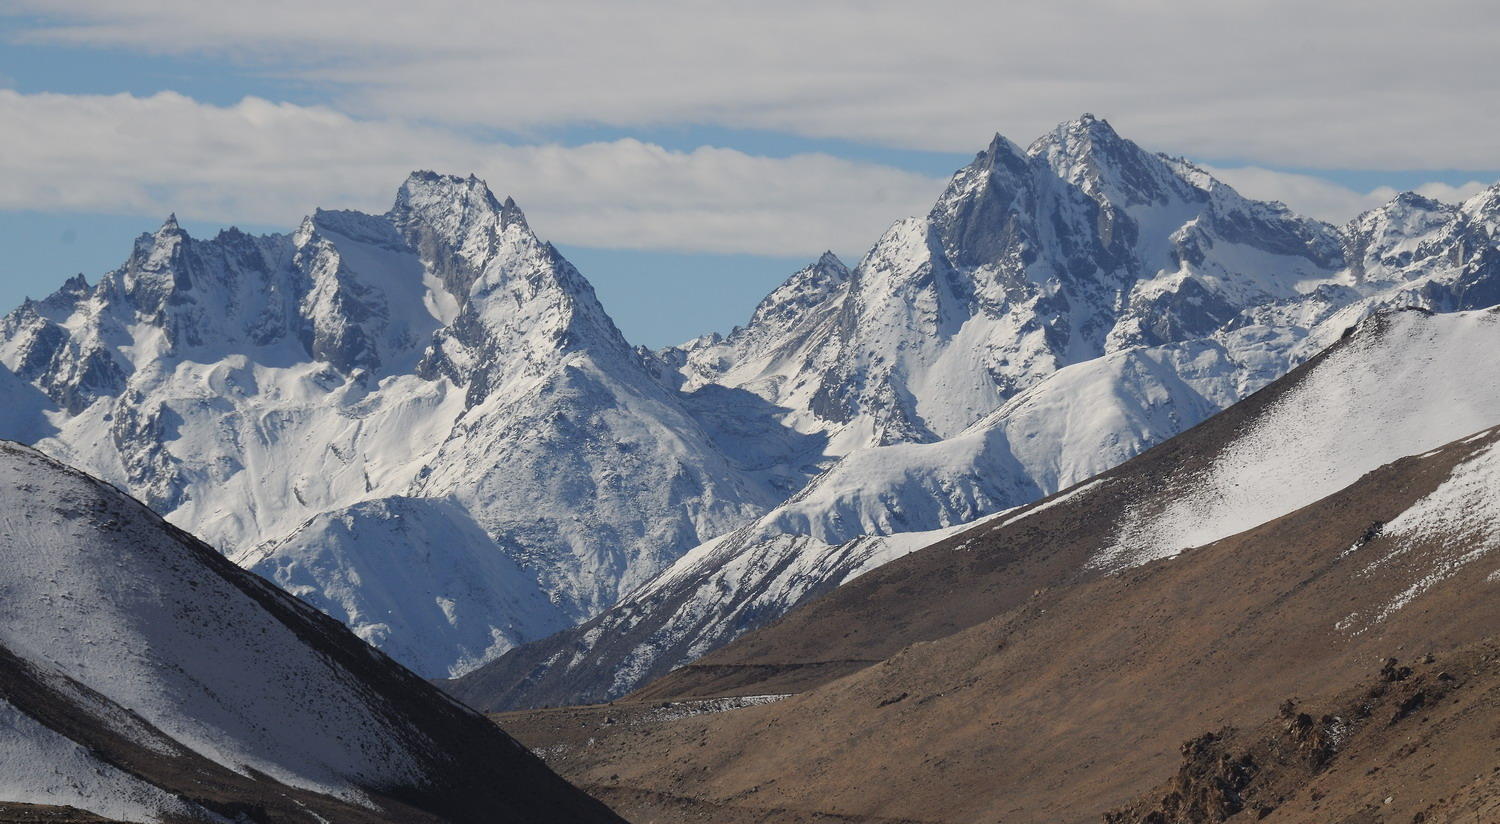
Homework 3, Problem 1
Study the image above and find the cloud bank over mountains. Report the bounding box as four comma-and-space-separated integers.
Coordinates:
12, 1, 1500, 167
0, 90, 945, 257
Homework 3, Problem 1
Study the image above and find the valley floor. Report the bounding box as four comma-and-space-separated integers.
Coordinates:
496, 700, 931, 824
497, 641, 1500, 824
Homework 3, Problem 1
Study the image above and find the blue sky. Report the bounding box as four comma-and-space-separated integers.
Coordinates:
2, 2, 1497, 347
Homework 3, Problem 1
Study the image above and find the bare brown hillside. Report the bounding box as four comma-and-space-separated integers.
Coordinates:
1103, 642, 1500, 823
497, 424, 1500, 823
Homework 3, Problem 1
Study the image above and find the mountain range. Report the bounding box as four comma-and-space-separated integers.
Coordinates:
3, 115, 1498, 704
452, 117, 1500, 708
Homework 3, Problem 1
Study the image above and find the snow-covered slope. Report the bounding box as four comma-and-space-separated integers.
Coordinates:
1095, 307, 1500, 570
0, 688, 209, 824
0, 440, 622, 823
0, 361, 55, 444
239, 496, 573, 678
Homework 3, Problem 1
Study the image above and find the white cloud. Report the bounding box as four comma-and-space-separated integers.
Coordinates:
1203, 165, 1492, 225
8, 0, 1500, 170
0, 90, 945, 257
3, 89, 1490, 266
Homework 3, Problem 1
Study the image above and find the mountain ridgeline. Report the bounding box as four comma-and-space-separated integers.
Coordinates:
3, 116, 1499, 702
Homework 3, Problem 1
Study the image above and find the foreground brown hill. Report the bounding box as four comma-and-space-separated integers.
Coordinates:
496, 309, 1500, 823
0, 442, 623, 823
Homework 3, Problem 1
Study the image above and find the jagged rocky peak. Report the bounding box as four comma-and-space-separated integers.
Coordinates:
1022, 116, 1341, 271
291, 210, 434, 376
45, 272, 91, 309
499, 194, 529, 231
1463, 182, 1500, 225
385, 173, 627, 370
1026, 113, 1199, 207
747, 251, 850, 329
1344, 191, 1466, 283
304, 206, 406, 248
932, 130, 1031, 209
369, 170, 627, 369
128, 213, 191, 265
968, 130, 1034, 184
1028, 113, 1152, 177
1354, 190, 1454, 233
671, 250, 857, 395
1334, 184, 1500, 311
388, 171, 531, 301
393, 170, 505, 217
927, 131, 1037, 263
814, 248, 848, 273
1029, 111, 1119, 156
391, 171, 636, 397
120, 213, 193, 321
1039, 115, 1344, 271
674, 115, 1368, 452
1, 273, 87, 337
155, 211, 182, 235
102, 213, 305, 352
925, 115, 1196, 271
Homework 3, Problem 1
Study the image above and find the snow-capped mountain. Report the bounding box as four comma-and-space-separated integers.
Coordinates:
5, 117, 1499, 692
0, 173, 808, 678
452, 119, 1500, 709
0, 440, 622, 823
675, 115, 1343, 449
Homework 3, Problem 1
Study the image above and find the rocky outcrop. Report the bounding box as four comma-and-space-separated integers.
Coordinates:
1104, 653, 1474, 824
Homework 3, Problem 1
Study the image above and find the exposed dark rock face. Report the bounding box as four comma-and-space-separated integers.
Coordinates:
1104, 653, 1475, 824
